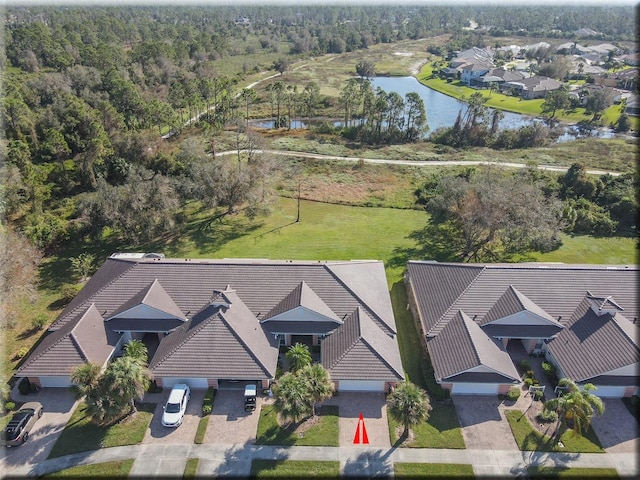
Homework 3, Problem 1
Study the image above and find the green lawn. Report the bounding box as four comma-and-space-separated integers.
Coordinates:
48, 403, 155, 458
388, 403, 465, 449
527, 466, 619, 479
183, 458, 199, 479
39, 459, 135, 478
250, 460, 340, 478
394, 462, 474, 478
505, 410, 604, 453
256, 404, 339, 446
529, 234, 636, 265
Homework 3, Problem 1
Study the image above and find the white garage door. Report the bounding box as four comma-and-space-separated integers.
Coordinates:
591, 385, 626, 398
161, 377, 208, 389
339, 380, 385, 392
39, 376, 72, 388
452, 383, 500, 395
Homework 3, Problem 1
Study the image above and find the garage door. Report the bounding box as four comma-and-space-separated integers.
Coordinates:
161, 377, 208, 389
591, 385, 626, 398
339, 380, 385, 392
452, 383, 500, 395
39, 376, 73, 388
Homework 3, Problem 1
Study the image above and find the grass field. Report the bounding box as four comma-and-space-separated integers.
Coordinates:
250, 459, 340, 478
255, 405, 339, 446
388, 403, 465, 449
48, 403, 155, 459
394, 462, 474, 478
40, 460, 135, 479
505, 409, 605, 453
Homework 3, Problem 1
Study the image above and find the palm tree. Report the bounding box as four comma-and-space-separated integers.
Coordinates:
70, 362, 102, 399
544, 378, 604, 437
124, 339, 148, 364
387, 381, 432, 438
286, 343, 312, 373
103, 355, 152, 414
273, 372, 311, 424
300, 363, 333, 416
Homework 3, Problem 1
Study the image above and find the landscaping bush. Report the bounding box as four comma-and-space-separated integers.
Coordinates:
537, 409, 558, 423
4, 401, 16, 412
525, 370, 535, 379
506, 387, 521, 401
16, 347, 29, 359
541, 361, 558, 384
518, 359, 530, 372
31, 313, 49, 331
60, 283, 82, 303
524, 378, 534, 387
202, 404, 212, 415
202, 387, 216, 415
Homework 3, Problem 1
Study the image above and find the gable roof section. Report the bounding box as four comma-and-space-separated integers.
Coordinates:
322, 308, 404, 381
427, 310, 520, 383
407, 261, 485, 335
17, 304, 120, 377
547, 297, 639, 383
150, 290, 278, 379
105, 279, 187, 332
262, 281, 340, 322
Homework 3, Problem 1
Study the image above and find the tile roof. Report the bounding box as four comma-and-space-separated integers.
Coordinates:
547, 297, 639, 383
481, 285, 560, 325
149, 290, 279, 379
28, 257, 400, 383
262, 281, 341, 322
17, 304, 120, 377
426, 310, 520, 382
322, 308, 404, 381
408, 261, 639, 386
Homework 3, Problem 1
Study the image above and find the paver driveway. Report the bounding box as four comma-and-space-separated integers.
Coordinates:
143, 389, 205, 444
590, 398, 640, 453
0, 389, 78, 474
326, 392, 390, 448
452, 395, 519, 450
204, 390, 264, 445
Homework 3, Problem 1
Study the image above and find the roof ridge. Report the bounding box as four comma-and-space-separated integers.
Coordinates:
323, 265, 395, 335
218, 310, 273, 377
610, 313, 638, 348
141, 279, 160, 304
427, 266, 486, 336
69, 332, 89, 363
460, 310, 483, 367
53, 260, 137, 329
360, 336, 404, 379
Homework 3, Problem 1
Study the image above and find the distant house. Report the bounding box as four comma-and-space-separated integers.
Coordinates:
461, 63, 492, 85
575, 27, 599, 37
619, 53, 640, 67
406, 261, 639, 397
449, 47, 493, 69
470, 68, 525, 89
17, 255, 404, 392
625, 96, 640, 116
501, 76, 563, 99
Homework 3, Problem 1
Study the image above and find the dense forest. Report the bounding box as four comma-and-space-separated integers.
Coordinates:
1, 4, 637, 261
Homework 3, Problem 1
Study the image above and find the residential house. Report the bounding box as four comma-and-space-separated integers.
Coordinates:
470, 68, 525, 89
17, 255, 404, 392
406, 261, 639, 397
500, 76, 563, 99
461, 63, 492, 86
625, 96, 640, 116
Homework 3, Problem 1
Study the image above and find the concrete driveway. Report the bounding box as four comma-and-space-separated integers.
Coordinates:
204, 389, 263, 445
590, 398, 639, 453
326, 392, 390, 448
143, 389, 205, 444
0, 388, 78, 473
452, 395, 519, 450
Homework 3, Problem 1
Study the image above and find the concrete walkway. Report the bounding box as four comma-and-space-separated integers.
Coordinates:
5, 443, 637, 478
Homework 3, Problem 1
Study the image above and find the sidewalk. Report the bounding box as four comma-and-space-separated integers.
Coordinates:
6, 443, 637, 478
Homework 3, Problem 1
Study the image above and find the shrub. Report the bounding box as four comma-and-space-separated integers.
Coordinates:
16, 347, 29, 359
524, 378, 534, 387
202, 404, 212, 415
519, 359, 530, 371
533, 389, 544, 401
60, 283, 82, 303
525, 370, 535, 379
201, 387, 216, 416
4, 401, 16, 412
537, 409, 558, 423
506, 387, 521, 401
31, 313, 49, 331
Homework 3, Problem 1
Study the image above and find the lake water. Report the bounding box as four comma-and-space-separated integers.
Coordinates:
253, 76, 614, 141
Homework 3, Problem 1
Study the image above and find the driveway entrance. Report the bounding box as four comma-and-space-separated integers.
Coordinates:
452, 395, 519, 450
204, 390, 264, 445
325, 392, 390, 448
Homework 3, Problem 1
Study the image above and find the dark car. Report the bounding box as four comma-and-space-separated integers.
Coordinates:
1, 402, 43, 447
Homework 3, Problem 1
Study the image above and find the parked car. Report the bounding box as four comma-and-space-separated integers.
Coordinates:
1, 402, 43, 447
161, 384, 190, 427
244, 384, 257, 412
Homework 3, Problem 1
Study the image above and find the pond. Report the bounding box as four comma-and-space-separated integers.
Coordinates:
252, 76, 615, 141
